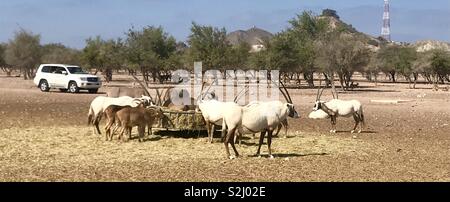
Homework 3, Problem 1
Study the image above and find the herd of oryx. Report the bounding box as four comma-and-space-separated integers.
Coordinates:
87, 81, 365, 160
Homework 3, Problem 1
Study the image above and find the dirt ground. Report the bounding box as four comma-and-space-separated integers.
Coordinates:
0, 74, 449, 182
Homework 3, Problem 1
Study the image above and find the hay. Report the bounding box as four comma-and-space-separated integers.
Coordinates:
152, 107, 206, 130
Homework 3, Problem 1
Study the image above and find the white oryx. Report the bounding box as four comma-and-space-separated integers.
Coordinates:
220, 82, 300, 159
196, 80, 240, 143
312, 88, 365, 133
87, 95, 153, 134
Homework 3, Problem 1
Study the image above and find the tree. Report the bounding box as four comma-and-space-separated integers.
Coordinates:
81, 36, 126, 82
186, 22, 231, 72
315, 33, 370, 91
378, 44, 417, 86
0, 43, 14, 76
227, 42, 251, 70
4, 29, 42, 80
126, 26, 177, 83
322, 9, 340, 19
265, 11, 327, 87
430, 50, 450, 84
42, 43, 80, 65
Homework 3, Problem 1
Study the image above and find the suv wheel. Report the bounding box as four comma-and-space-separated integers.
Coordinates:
68, 82, 79, 93
39, 80, 50, 92
88, 89, 98, 94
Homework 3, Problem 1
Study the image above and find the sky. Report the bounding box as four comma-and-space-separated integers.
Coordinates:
1, 0, 449, 49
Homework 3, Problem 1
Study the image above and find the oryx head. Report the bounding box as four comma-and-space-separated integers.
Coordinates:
313, 88, 325, 111
140, 95, 154, 106
286, 103, 300, 118
277, 81, 300, 119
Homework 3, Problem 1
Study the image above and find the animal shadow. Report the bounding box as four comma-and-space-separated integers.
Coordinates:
249, 152, 328, 158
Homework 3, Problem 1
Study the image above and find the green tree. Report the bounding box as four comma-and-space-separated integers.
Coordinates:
430, 50, 450, 84
265, 11, 327, 87
81, 36, 126, 82
227, 42, 251, 70
322, 9, 340, 19
126, 26, 177, 83
0, 43, 14, 76
378, 44, 417, 86
42, 43, 80, 65
4, 29, 42, 80
186, 22, 231, 72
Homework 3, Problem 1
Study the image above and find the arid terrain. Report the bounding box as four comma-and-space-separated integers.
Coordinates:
0, 74, 449, 181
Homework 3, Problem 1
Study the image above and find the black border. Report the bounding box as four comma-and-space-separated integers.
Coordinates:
0, 182, 448, 201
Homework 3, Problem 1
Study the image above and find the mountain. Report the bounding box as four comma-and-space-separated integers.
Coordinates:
226, 26, 273, 46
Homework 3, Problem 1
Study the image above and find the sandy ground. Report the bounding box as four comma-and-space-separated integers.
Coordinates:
0, 74, 449, 181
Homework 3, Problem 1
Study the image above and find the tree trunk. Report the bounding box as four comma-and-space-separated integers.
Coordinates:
303, 71, 314, 87
22, 68, 28, 80
323, 73, 331, 88
413, 72, 418, 89
104, 68, 112, 82
390, 71, 396, 83
374, 72, 378, 86
295, 72, 301, 85
337, 72, 345, 91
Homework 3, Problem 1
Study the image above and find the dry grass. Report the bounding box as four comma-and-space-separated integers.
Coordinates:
0, 126, 384, 182
0, 75, 449, 181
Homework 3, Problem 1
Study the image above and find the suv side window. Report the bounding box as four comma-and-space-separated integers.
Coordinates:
41, 66, 52, 73
52, 67, 66, 74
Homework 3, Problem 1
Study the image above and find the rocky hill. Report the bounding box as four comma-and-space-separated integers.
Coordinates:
412, 40, 450, 52
226, 26, 273, 46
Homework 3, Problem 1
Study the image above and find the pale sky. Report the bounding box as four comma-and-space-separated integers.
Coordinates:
1, 0, 449, 49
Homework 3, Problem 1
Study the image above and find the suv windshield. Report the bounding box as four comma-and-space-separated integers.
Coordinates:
67, 66, 88, 74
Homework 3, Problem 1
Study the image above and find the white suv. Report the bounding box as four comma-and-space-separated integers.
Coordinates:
33, 64, 102, 93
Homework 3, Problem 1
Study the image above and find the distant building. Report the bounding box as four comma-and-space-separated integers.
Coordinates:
226, 26, 273, 52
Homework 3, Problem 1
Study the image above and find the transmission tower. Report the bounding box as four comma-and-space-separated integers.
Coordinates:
381, 0, 391, 41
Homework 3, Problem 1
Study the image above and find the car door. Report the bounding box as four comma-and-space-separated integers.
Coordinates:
51, 66, 66, 88
45, 66, 58, 87
55, 66, 69, 88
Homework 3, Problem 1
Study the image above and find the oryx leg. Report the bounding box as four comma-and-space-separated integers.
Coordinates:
128, 127, 132, 140
274, 124, 282, 137
118, 126, 126, 141
105, 123, 111, 141
233, 130, 242, 146
351, 113, 360, 134
111, 121, 121, 136
210, 124, 215, 143
267, 130, 274, 158
256, 131, 267, 157
138, 125, 145, 142
224, 127, 239, 159
358, 113, 364, 133
274, 119, 288, 138
330, 116, 337, 133
94, 113, 102, 135
221, 125, 227, 142
283, 119, 288, 138
229, 130, 239, 158
205, 121, 212, 143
